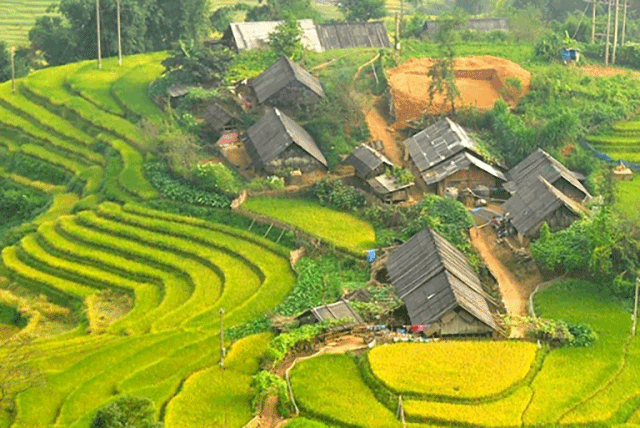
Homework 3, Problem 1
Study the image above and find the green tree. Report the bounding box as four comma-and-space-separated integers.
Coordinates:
91, 396, 162, 428
245, 0, 320, 21
161, 41, 234, 86
0, 42, 10, 83
338, 0, 385, 22
455, 0, 489, 15
269, 16, 303, 59
428, 14, 465, 115
29, 14, 79, 66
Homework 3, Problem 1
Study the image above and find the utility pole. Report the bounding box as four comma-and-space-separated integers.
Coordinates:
96, 0, 102, 69
219, 308, 225, 370
613, 0, 620, 64
591, 0, 597, 43
10, 46, 16, 94
633, 278, 638, 336
622, 0, 628, 45
605, 0, 612, 65
117, 0, 122, 66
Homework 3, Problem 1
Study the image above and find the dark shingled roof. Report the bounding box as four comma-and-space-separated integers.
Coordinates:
301, 300, 363, 323
501, 176, 586, 237
202, 103, 238, 132
504, 148, 591, 200
344, 144, 393, 179
421, 151, 506, 185
403, 117, 481, 173
315, 22, 391, 50
244, 107, 327, 168
251, 56, 325, 105
386, 228, 496, 330
167, 84, 189, 98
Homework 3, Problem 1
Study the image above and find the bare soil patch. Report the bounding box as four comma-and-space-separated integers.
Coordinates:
387, 56, 532, 128
364, 98, 404, 166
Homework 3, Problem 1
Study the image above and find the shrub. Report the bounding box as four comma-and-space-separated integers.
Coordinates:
192, 162, 243, 195
312, 178, 365, 211
530, 318, 596, 347
91, 396, 162, 428
251, 371, 293, 417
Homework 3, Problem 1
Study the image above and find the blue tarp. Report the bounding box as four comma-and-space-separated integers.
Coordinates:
367, 250, 376, 262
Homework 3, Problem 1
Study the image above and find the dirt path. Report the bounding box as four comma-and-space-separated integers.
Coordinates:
364, 102, 404, 166
580, 64, 640, 79
470, 226, 532, 338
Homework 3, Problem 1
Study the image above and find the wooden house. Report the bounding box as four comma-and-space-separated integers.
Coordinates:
221, 20, 324, 52
243, 107, 327, 174
344, 144, 393, 180
402, 118, 506, 195
297, 300, 363, 327
202, 102, 239, 133
385, 228, 498, 337
367, 174, 413, 203
251, 56, 325, 107
504, 148, 591, 203
315, 22, 391, 50
501, 176, 587, 244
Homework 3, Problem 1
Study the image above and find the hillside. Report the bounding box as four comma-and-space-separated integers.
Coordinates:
0, 35, 640, 428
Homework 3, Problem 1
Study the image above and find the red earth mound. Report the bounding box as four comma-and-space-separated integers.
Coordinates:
387, 55, 532, 128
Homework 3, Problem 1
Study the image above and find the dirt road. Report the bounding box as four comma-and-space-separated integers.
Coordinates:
365, 101, 404, 166
470, 226, 532, 338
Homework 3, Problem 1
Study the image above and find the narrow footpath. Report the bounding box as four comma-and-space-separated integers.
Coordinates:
470, 226, 535, 338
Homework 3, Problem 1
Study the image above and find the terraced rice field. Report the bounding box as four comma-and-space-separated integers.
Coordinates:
290, 280, 640, 427
0, 52, 297, 428
0, 0, 57, 46
586, 120, 640, 163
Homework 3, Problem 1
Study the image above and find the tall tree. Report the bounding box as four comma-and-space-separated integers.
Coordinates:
0, 43, 10, 83
338, 0, 386, 22
245, 0, 320, 21
269, 15, 303, 59
428, 14, 465, 115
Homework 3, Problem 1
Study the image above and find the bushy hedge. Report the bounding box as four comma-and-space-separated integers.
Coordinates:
312, 178, 365, 211
0, 179, 50, 228
144, 161, 231, 208
8, 154, 71, 185
530, 318, 597, 348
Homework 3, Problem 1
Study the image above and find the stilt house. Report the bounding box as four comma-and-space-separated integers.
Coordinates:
251, 56, 325, 107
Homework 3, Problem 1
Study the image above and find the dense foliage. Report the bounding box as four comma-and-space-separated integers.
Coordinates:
312, 178, 365, 211
251, 371, 293, 416
143, 161, 232, 208
530, 318, 597, 348
91, 396, 162, 428
30, 0, 211, 67
0, 180, 50, 228
338, 0, 385, 22
192, 162, 244, 195
269, 17, 304, 59
531, 212, 639, 297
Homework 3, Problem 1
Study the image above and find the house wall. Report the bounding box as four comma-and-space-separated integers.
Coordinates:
436, 307, 494, 336
264, 145, 325, 174
267, 81, 323, 107
524, 205, 581, 240
436, 165, 500, 196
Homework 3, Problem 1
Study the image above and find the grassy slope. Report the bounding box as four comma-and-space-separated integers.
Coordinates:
243, 197, 376, 254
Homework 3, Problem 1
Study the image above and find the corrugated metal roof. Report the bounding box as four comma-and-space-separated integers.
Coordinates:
403, 117, 481, 173
202, 103, 237, 131
244, 107, 327, 168
251, 56, 325, 105
420, 151, 507, 185
307, 300, 363, 323
504, 148, 591, 200
344, 144, 393, 179
367, 174, 413, 194
386, 228, 496, 330
501, 176, 586, 237
228, 20, 324, 52
315, 22, 391, 50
